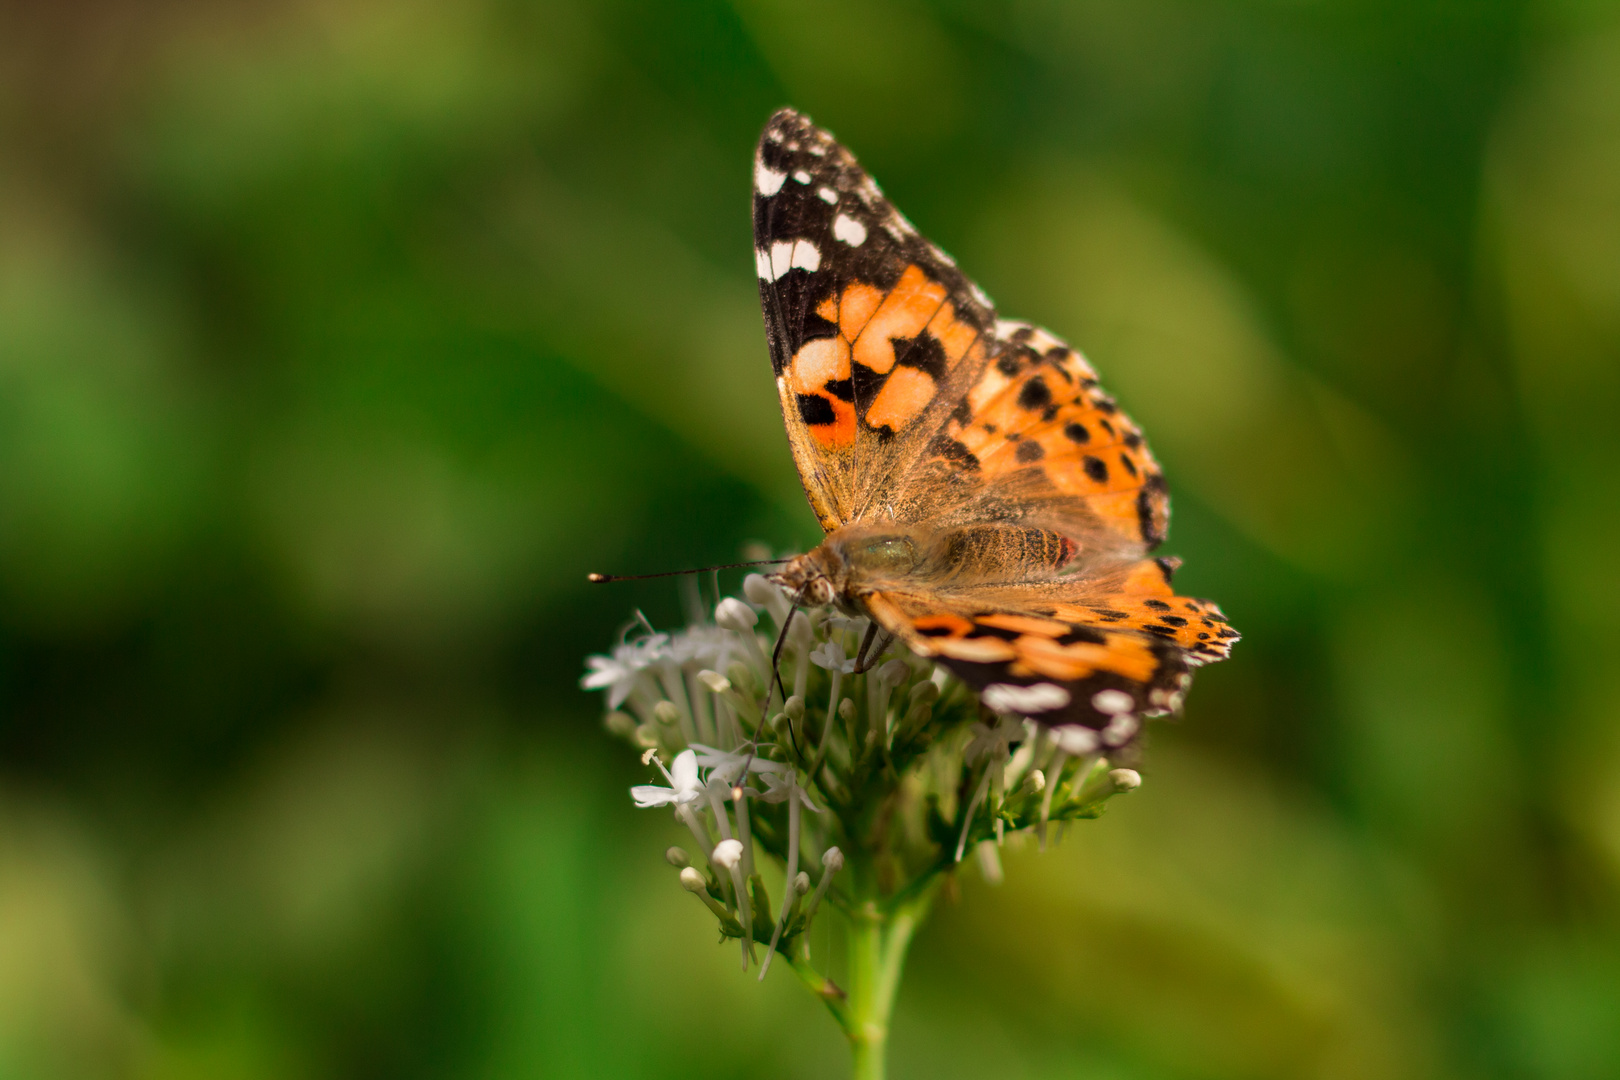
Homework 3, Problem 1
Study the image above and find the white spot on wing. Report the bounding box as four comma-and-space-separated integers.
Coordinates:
755, 160, 787, 196
833, 214, 868, 247
1101, 713, 1139, 746
1091, 689, 1134, 714
818, 187, 839, 204
1055, 726, 1099, 754
791, 239, 821, 272
983, 682, 1070, 713
793, 170, 812, 184
755, 248, 772, 280
765, 239, 821, 281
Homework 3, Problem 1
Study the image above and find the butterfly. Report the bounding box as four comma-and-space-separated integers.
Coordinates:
756, 109, 1237, 756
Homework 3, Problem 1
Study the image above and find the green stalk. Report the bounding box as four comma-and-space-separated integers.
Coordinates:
841, 891, 933, 1080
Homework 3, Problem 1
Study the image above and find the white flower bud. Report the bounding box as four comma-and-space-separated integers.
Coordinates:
877, 658, 909, 685
784, 695, 805, 722
697, 670, 730, 694
1109, 768, 1141, 793
665, 846, 690, 868
715, 597, 759, 632
742, 574, 782, 608
679, 867, 707, 892
838, 698, 856, 721
712, 838, 744, 870
822, 846, 844, 872
794, 871, 812, 895
652, 700, 682, 726
603, 711, 638, 737
1026, 769, 1046, 794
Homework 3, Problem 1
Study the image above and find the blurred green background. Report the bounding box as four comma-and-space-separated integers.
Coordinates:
2, 0, 1619, 1077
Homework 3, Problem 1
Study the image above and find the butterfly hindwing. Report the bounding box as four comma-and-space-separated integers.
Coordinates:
862, 559, 1237, 750
895, 321, 1170, 552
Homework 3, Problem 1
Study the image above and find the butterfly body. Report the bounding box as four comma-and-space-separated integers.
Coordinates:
755, 109, 1237, 751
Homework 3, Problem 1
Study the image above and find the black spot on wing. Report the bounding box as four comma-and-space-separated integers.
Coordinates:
1137, 473, 1169, 549
797, 394, 836, 425
852, 361, 888, 415
930, 436, 980, 472
893, 329, 947, 377
1015, 440, 1045, 463
1017, 376, 1052, 412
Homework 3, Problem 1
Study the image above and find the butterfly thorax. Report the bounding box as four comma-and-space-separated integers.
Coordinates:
771, 522, 1080, 612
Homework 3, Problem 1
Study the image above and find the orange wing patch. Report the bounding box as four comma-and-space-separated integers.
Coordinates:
781, 337, 856, 450
782, 265, 989, 456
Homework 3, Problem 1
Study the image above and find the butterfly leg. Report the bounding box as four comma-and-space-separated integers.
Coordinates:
850, 623, 895, 674
766, 606, 804, 755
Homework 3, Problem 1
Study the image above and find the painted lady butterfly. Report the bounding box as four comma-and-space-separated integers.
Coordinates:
756, 109, 1238, 754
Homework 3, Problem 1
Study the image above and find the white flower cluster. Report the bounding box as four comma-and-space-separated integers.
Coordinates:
583, 573, 1143, 978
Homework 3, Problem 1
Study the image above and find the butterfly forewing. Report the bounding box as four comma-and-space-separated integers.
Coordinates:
753, 109, 997, 530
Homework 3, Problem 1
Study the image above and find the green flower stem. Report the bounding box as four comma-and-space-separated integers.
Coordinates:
842, 888, 936, 1080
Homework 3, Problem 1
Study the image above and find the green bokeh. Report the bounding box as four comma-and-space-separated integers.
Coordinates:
2, 1, 1618, 1076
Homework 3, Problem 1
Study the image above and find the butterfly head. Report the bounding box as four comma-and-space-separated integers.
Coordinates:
767, 550, 838, 607
770, 527, 930, 609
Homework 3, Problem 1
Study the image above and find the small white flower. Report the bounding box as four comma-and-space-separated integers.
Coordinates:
666, 624, 732, 668
809, 641, 855, 673
690, 744, 785, 786
581, 634, 668, 708
758, 769, 821, 812
630, 749, 702, 808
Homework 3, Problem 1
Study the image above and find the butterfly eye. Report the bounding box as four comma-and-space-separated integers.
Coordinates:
849, 536, 919, 572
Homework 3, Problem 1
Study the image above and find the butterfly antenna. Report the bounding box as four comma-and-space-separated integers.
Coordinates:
587, 559, 787, 584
